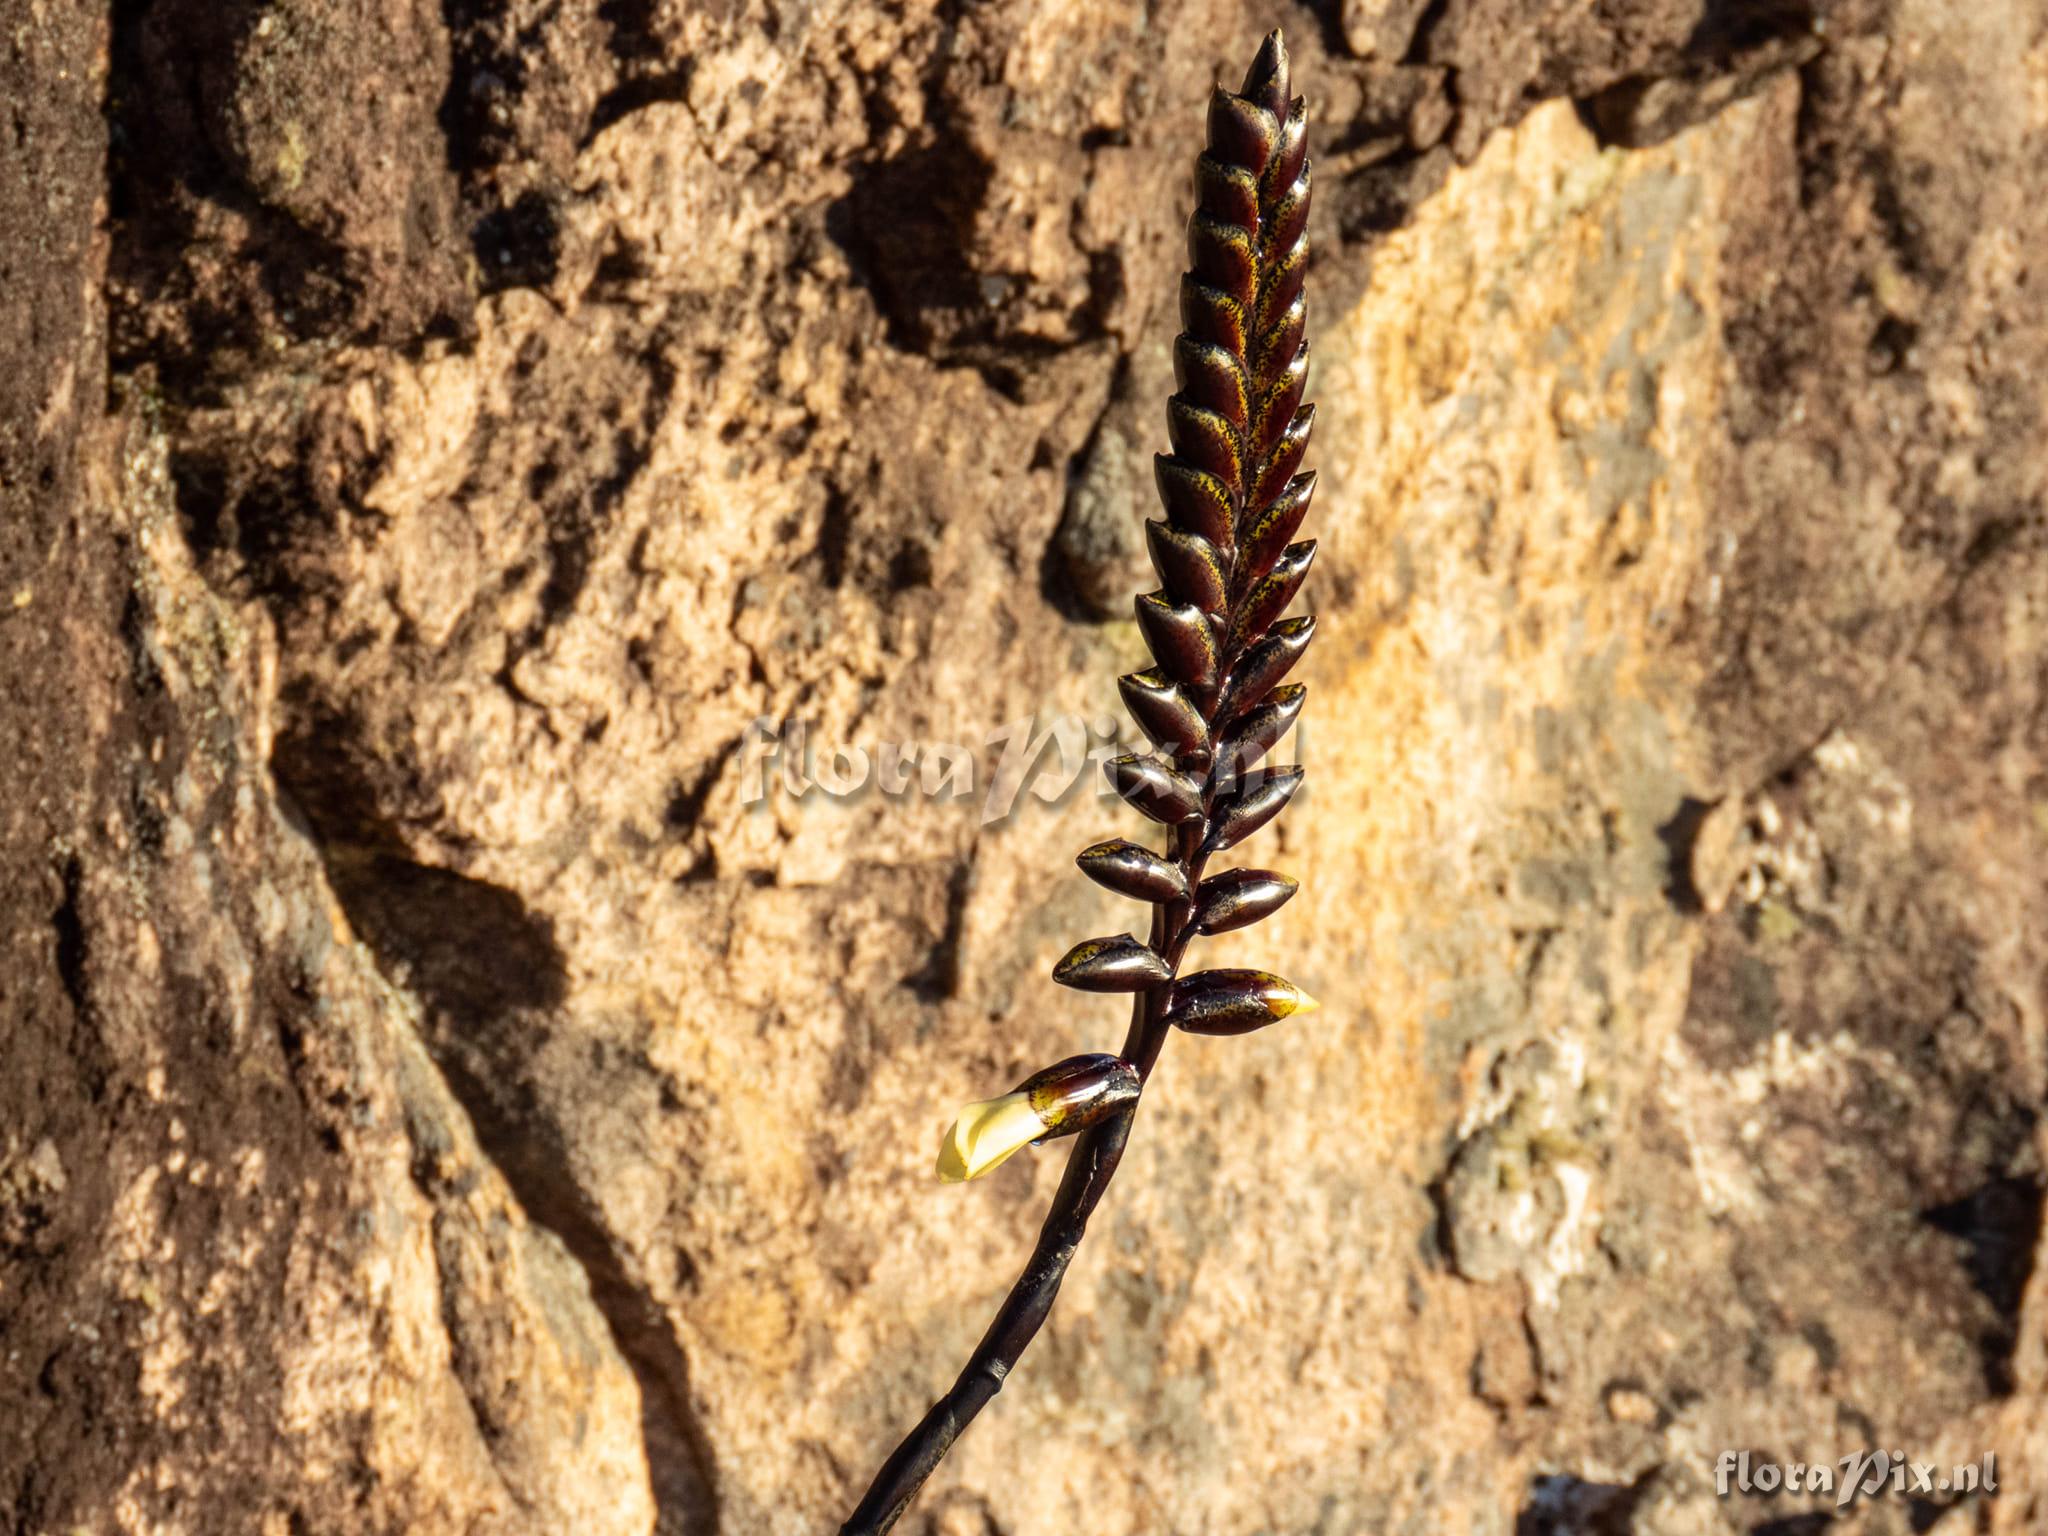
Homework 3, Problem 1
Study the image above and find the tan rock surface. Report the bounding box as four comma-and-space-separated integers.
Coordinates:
7, 1, 2048, 1534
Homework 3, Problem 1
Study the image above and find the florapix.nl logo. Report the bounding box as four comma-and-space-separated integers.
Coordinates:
1715, 1449, 1997, 1509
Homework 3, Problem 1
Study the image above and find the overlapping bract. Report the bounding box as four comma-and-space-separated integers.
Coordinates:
1054, 29, 1319, 1045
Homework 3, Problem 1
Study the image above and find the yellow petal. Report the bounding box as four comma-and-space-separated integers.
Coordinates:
935, 1092, 1048, 1183
1277, 988, 1319, 1018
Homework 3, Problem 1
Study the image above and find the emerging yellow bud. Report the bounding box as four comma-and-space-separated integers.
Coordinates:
1162, 969, 1319, 1035
935, 1054, 1141, 1183
935, 1092, 1048, 1183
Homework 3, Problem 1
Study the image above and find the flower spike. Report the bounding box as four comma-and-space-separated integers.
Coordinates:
845, 33, 1323, 1532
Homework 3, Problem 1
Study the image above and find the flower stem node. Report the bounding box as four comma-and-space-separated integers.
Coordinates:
935, 1054, 1141, 1183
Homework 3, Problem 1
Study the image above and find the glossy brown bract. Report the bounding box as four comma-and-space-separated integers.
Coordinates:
1058, 23, 1318, 1015
842, 32, 1319, 1534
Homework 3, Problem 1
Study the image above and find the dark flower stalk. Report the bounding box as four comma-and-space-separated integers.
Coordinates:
841, 31, 1318, 1533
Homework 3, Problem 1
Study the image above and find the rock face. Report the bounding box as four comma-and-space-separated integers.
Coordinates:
6, 2, 2048, 1534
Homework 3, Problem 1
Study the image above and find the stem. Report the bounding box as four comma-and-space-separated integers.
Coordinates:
839, 780, 1220, 1534
835, 1106, 1133, 1536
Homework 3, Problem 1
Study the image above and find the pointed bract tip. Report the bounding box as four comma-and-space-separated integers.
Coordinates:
1286, 989, 1320, 1017
1242, 29, 1290, 106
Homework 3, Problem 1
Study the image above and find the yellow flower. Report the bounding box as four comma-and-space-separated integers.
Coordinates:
935, 1092, 1049, 1183
934, 1054, 1141, 1183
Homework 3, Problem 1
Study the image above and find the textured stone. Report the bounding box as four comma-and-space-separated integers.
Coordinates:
7, 2, 2048, 1534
